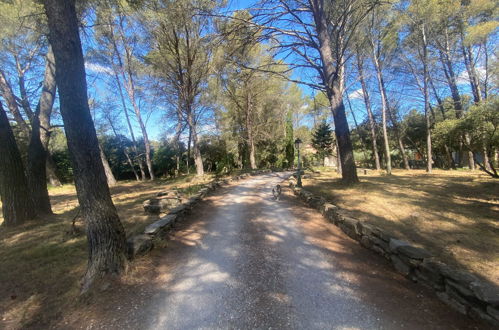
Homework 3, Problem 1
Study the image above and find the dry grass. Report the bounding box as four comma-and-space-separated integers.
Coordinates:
302, 168, 499, 286
0, 174, 214, 329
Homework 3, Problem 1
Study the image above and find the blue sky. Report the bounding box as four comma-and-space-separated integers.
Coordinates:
82, 0, 487, 142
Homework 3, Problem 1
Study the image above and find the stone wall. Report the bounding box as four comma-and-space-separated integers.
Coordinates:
287, 177, 499, 327
126, 170, 273, 259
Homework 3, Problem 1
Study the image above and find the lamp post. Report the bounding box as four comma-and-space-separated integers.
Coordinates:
294, 138, 302, 188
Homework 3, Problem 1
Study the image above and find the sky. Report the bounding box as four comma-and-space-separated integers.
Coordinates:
81, 0, 487, 142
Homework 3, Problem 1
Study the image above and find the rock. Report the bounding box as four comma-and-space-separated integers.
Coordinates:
468, 307, 497, 325
370, 236, 390, 252
446, 279, 475, 298
321, 203, 338, 222
360, 235, 373, 249
487, 306, 499, 322
469, 282, 499, 306
389, 238, 411, 253
127, 234, 154, 258
168, 204, 186, 215
391, 255, 411, 276
144, 215, 177, 235
143, 203, 161, 214
437, 265, 479, 288
372, 227, 391, 242
339, 217, 361, 240
309, 196, 326, 210
416, 258, 445, 289
397, 245, 432, 260
437, 292, 468, 315
359, 223, 375, 237
372, 245, 390, 259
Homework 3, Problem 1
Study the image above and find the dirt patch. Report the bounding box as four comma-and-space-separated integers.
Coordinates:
302, 168, 499, 286
0, 175, 214, 329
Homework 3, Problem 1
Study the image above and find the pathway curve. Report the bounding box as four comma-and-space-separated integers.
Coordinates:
75, 173, 488, 329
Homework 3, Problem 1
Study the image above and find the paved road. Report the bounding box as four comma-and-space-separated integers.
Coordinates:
78, 173, 488, 329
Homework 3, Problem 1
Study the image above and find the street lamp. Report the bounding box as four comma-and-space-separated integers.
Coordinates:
294, 138, 303, 188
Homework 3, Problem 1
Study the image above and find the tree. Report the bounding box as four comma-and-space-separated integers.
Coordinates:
244, 0, 384, 182
434, 98, 499, 177
93, 0, 154, 180
144, 0, 219, 176
0, 101, 37, 226
0, 0, 62, 187
42, 0, 127, 291
312, 122, 335, 166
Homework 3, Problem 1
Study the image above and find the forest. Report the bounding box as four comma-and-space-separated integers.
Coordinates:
0, 0, 498, 295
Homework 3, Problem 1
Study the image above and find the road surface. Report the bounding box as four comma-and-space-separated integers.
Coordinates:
75, 173, 488, 329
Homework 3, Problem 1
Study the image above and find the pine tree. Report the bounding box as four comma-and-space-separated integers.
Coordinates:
312, 122, 335, 166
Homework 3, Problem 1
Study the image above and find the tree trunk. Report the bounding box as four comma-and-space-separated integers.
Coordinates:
187, 109, 204, 176
387, 106, 410, 170
26, 103, 52, 215
43, 0, 127, 291
422, 25, 432, 173
100, 144, 117, 186
312, 1, 358, 183
0, 69, 30, 135
0, 102, 37, 226
186, 125, 191, 174
430, 78, 456, 170
246, 93, 257, 170
372, 51, 392, 174
46, 156, 62, 185
114, 74, 145, 180
461, 42, 482, 104
357, 56, 381, 170
26, 47, 60, 214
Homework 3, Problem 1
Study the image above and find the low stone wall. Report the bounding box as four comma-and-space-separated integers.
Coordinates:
126, 169, 273, 259
287, 178, 499, 326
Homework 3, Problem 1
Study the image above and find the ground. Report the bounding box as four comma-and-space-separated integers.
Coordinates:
0, 170, 496, 329
0, 175, 214, 329
302, 168, 499, 286
49, 173, 489, 329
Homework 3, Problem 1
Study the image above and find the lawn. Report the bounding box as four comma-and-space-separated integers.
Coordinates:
302, 168, 499, 286
0, 174, 214, 329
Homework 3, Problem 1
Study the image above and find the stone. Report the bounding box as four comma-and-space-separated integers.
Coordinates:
469, 282, 499, 306
437, 265, 479, 288
370, 236, 390, 252
309, 196, 326, 210
321, 203, 338, 222
339, 217, 361, 240
372, 227, 391, 242
127, 234, 153, 258
372, 245, 389, 259
446, 279, 475, 299
487, 306, 499, 322
389, 238, 411, 253
144, 215, 177, 235
391, 255, 411, 276
360, 235, 373, 249
168, 204, 186, 215
437, 292, 468, 315
468, 307, 496, 325
143, 203, 161, 214
397, 245, 432, 260
416, 258, 445, 289
359, 223, 375, 237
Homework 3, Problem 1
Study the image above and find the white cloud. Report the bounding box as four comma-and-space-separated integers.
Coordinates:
348, 88, 364, 100
85, 62, 113, 75
456, 66, 486, 85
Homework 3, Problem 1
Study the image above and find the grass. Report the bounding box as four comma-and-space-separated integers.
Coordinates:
302, 167, 499, 286
0, 174, 214, 329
